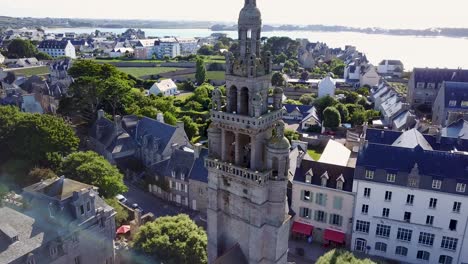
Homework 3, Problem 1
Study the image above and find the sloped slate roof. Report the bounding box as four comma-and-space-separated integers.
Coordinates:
23, 177, 93, 201
357, 143, 468, 180
283, 104, 314, 115
189, 149, 209, 183
135, 117, 177, 151
392, 129, 433, 150
442, 119, 468, 140
38, 40, 69, 49
413, 68, 468, 84
294, 159, 355, 192
442, 82, 468, 108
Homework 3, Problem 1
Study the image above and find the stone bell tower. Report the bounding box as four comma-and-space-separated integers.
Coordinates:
205, 1, 291, 263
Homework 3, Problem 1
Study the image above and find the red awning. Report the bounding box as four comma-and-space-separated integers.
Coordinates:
324, 229, 345, 244
116, 225, 131, 235
292, 221, 313, 236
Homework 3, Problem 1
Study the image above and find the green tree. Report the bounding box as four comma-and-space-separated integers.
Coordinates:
356, 87, 370, 96
197, 45, 214, 56
330, 59, 346, 77
180, 116, 199, 140
273, 52, 288, 64
316, 249, 376, 264
163, 112, 177, 126
133, 214, 207, 264
299, 94, 314, 105
163, 55, 171, 62
284, 129, 300, 142
195, 57, 206, 85
7, 39, 38, 58
323, 107, 341, 128
335, 103, 350, 123
271, 72, 285, 87
351, 110, 367, 126
60, 151, 128, 198
345, 104, 365, 117
105, 198, 129, 226
344, 92, 360, 104
35, 52, 53, 60
314, 95, 338, 120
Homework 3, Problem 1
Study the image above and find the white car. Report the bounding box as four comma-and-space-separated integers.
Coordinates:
115, 194, 127, 204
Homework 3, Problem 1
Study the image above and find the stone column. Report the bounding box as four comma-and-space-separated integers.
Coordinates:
235, 132, 241, 165
221, 129, 226, 161
237, 90, 242, 114
250, 134, 257, 170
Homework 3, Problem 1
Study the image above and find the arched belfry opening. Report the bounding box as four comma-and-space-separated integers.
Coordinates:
239, 87, 249, 115
228, 86, 238, 113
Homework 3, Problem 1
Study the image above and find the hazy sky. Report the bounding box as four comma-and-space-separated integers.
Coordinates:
2, 0, 468, 29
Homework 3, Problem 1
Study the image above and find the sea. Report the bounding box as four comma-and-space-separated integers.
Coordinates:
44, 27, 468, 70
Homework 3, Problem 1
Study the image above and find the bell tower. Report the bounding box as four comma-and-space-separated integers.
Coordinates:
205, 1, 291, 264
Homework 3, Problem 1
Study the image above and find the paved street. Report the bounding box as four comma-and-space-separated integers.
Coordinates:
122, 182, 204, 226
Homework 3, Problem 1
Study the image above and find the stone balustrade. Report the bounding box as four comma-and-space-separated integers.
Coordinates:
205, 157, 271, 185
210, 109, 282, 131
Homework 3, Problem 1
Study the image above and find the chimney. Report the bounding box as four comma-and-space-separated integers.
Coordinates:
114, 115, 122, 134
134, 209, 142, 227
97, 109, 104, 119
194, 143, 202, 159
156, 112, 164, 123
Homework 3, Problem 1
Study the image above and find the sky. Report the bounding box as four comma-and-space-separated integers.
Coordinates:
2, 0, 468, 29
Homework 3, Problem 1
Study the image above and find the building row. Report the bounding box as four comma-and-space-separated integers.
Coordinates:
288, 124, 468, 264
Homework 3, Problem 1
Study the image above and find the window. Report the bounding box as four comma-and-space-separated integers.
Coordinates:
404, 212, 412, 222
301, 190, 312, 202
361, 204, 369, 214
456, 183, 466, 193
382, 208, 390, 218
376, 224, 391, 238
321, 177, 327, 187
50, 246, 58, 257
74, 256, 80, 264
408, 178, 418, 187
395, 246, 408, 256
80, 205, 84, 215
419, 232, 435, 246
462, 101, 468, 108
397, 228, 412, 242
417, 82, 425, 89
315, 210, 327, 223
387, 173, 396, 182
429, 198, 438, 209
439, 255, 453, 264
355, 238, 367, 252
336, 180, 344, 190
441, 236, 458, 251
385, 191, 392, 201
375, 242, 387, 252
406, 194, 414, 205
330, 214, 343, 226
181, 173, 185, 181
27, 258, 36, 264
449, 220, 457, 231
448, 100, 457, 107
417, 250, 430, 261
432, 180, 442, 189
356, 220, 370, 233
365, 170, 374, 179
86, 202, 91, 212
171, 170, 176, 178
453, 202, 461, 213
364, 188, 371, 198
299, 207, 311, 219
305, 174, 312, 183
426, 215, 434, 226
315, 193, 327, 206
333, 197, 343, 210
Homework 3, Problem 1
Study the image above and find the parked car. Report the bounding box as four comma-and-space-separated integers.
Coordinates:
116, 194, 127, 204
131, 203, 144, 214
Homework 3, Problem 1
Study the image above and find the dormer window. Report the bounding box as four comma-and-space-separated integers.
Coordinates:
86, 202, 91, 212
321, 172, 329, 187
80, 205, 85, 215
181, 173, 185, 181
432, 180, 442, 190
305, 169, 313, 183
336, 175, 345, 190
449, 100, 457, 107
456, 183, 466, 193
386, 172, 396, 183
171, 170, 176, 178
365, 170, 374, 179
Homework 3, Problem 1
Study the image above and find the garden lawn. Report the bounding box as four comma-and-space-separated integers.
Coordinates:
117, 67, 184, 78
10, 66, 50, 76
307, 148, 324, 161
180, 71, 225, 80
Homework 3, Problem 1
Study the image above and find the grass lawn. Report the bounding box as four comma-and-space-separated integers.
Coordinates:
307, 147, 324, 161
175, 92, 193, 102
180, 71, 225, 80
10, 66, 50, 76
117, 67, 184, 78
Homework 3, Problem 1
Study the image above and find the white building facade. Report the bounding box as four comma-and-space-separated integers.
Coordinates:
38, 40, 76, 59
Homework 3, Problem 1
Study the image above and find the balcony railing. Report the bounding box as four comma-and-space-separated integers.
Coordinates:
205, 157, 270, 186
210, 109, 282, 131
